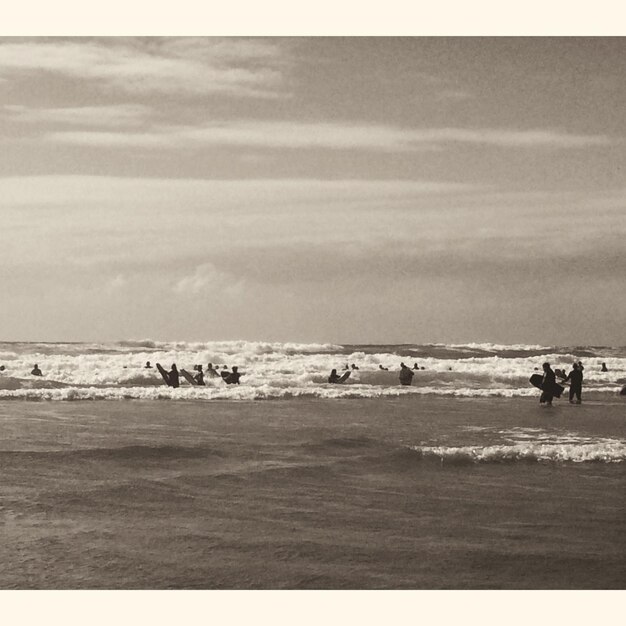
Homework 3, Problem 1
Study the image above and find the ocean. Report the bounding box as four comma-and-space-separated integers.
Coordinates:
0, 341, 624, 589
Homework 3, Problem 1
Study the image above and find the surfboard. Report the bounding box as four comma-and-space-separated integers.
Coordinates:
529, 374, 564, 398
156, 363, 170, 386
180, 369, 198, 386
339, 371, 351, 383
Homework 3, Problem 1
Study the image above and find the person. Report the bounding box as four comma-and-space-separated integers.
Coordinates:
399, 362, 414, 386
539, 362, 556, 406
224, 366, 242, 385
344, 364, 350, 370
413, 363, 420, 370
378, 364, 388, 371
31, 364, 43, 376
144, 361, 153, 369
351, 363, 359, 370
601, 362, 608, 372
0, 365, 5, 372
168, 364, 180, 388
206, 363, 220, 378
194, 365, 206, 386
555, 368, 567, 380
328, 369, 342, 384
577, 361, 584, 372
564, 362, 583, 404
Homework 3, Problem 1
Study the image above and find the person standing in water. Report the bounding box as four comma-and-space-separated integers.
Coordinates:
564, 362, 583, 404
194, 365, 206, 386
601, 362, 609, 372
225, 366, 242, 385
168, 364, 180, 388
328, 369, 342, 384
31, 364, 43, 376
540, 362, 556, 406
144, 361, 153, 369
399, 362, 414, 386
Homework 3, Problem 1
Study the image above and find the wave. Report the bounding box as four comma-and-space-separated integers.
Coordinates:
410, 441, 626, 464
1, 384, 623, 401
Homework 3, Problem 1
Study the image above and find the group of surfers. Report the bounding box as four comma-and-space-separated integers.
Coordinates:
145, 362, 242, 388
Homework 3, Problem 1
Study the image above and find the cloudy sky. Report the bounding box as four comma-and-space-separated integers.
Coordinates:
0, 37, 624, 344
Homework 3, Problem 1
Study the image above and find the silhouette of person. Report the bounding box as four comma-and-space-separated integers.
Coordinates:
564, 362, 583, 404
168, 364, 180, 388
379, 364, 388, 371
0, 365, 5, 372
540, 362, 556, 405
194, 365, 205, 386
328, 369, 342, 384
145, 361, 153, 369
351, 363, 359, 370
206, 363, 220, 378
413, 363, 419, 370
225, 366, 242, 385
31, 364, 43, 376
601, 362, 608, 372
399, 362, 414, 386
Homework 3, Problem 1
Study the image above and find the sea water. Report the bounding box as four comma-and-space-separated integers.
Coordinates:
0, 342, 624, 588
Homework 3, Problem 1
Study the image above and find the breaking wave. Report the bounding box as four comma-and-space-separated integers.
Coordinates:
411, 440, 626, 464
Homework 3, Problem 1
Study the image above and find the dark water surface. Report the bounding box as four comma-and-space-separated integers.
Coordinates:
0, 397, 624, 589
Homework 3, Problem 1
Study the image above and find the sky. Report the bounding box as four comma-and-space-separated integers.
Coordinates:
0, 36, 625, 345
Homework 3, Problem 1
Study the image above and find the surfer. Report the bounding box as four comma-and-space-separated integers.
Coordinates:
144, 361, 153, 369
378, 364, 388, 371
168, 364, 180, 389
564, 362, 583, 404
31, 364, 43, 376
224, 366, 242, 385
194, 365, 206, 386
328, 369, 342, 384
351, 363, 359, 370
539, 362, 556, 406
0, 365, 5, 372
413, 363, 419, 370
601, 362, 608, 372
577, 361, 584, 372
399, 363, 414, 386
206, 363, 220, 378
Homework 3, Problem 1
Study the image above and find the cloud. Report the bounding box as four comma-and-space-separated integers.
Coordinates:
3, 103, 152, 127
173, 263, 244, 297
0, 38, 287, 98
42, 120, 614, 151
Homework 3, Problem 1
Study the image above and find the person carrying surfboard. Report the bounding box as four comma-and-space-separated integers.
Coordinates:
194, 365, 206, 386
224, 366, 242, 385
168, 364, 180, 389
539, 362, 556, 405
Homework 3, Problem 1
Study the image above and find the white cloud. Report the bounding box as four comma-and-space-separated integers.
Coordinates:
0, 38, 287, 98
3, 103, 151, 127
42, 120, 614, 151
173, 263, 244, 297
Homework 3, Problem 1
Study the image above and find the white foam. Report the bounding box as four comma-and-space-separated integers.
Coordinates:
413, 440, 626, 463
1, 340, 624, 400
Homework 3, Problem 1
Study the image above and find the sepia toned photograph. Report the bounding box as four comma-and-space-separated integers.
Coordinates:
0, 33, 624, 593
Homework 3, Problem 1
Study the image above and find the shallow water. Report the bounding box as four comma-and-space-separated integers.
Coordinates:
0, 396, 624, 589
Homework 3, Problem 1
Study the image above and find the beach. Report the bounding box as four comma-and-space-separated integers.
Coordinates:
1, 394, 624, 589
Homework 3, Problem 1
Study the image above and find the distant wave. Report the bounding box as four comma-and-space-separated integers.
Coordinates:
410, 441, 626, 464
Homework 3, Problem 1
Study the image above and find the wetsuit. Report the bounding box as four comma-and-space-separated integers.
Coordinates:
565, 368, 583, 403
540, 367, 556, 404
399, 367, 414, 386
225, 372, 241, 385
194, 371, 205, 386
168, 369, 180, 388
